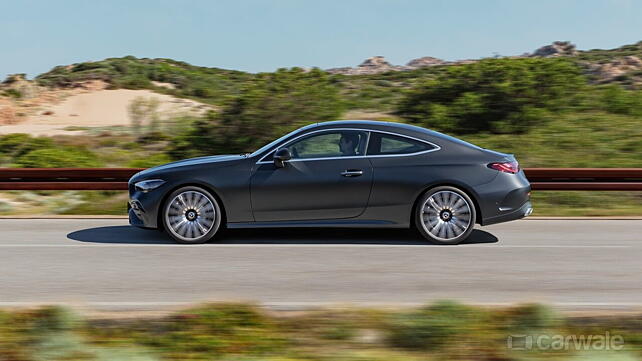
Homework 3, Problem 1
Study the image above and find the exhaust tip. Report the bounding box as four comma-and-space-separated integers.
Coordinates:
525, 207, 533, 217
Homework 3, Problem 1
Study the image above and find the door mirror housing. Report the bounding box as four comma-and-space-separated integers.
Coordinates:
273, 148, 292, 168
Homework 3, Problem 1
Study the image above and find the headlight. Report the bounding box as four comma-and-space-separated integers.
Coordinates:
135, 179, 166, 193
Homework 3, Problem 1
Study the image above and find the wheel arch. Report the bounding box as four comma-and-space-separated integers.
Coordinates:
156, 182, 228, 231
410, 182, 483, 228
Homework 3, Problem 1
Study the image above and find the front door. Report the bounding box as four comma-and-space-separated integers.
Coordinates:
250, 130, 373, 221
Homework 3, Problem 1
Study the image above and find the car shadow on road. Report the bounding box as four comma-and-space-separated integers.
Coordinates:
67, 226, 498, 245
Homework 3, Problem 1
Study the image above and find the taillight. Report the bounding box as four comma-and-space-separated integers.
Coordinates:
488, 161, 519, 174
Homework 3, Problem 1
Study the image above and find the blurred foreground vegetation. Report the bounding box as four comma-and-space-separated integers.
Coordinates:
2, 50, 642, 215
1, 301, 641, 361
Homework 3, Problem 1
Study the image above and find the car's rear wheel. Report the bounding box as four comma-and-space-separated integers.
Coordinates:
415, 186, 476, 245
163, 186, 221, 244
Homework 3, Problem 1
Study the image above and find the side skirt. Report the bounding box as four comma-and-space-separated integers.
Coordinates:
227, 219, 405, 229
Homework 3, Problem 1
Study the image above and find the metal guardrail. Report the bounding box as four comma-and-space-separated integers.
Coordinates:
0, 168, 143, 190
0, 168, 641, 191
525, 168, 642, 190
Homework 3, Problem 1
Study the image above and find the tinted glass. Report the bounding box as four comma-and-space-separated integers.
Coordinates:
286, 130, 368, 159
367, 133, 434, 155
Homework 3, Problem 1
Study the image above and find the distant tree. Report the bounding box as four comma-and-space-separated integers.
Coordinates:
128, 97, 161, 135
147, 97, 161, 133
396, 58, 586, 134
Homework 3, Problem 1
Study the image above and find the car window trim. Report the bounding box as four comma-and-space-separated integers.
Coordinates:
367, 131, 433, 156
256, 128, 441, 164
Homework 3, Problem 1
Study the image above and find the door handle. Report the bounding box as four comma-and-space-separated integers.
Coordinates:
341, 169, 363, 177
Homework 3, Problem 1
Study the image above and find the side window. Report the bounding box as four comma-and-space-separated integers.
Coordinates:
285, 130, 368, 159
367, 133, 434, 155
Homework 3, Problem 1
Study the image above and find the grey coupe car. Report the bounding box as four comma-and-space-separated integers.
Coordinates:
128, 120, 532, 244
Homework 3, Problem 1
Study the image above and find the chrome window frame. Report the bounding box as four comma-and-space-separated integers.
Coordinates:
255, 127, 441, 164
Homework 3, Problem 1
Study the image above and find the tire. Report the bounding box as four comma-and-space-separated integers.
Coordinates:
414, 186, 476, 245
162, 186, 222, 244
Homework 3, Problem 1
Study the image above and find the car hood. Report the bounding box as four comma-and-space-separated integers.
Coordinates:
135, 154, 245, 177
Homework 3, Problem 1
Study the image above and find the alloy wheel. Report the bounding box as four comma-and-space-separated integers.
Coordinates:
165, 190, 217, 242
421, 190, 472, 242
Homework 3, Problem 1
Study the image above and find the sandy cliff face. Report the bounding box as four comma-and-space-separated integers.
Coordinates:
0, 77, 211, 135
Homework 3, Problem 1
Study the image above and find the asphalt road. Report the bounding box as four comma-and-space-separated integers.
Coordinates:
1, 218, 641, 310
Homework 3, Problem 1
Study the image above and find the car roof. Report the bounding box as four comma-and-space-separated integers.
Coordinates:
314, 120, 483, 150
315, 120, 440, 138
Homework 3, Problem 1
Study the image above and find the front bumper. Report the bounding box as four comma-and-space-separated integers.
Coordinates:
128, 199, 153, 228
128, 186, 164, 229
128, 207, 146, 227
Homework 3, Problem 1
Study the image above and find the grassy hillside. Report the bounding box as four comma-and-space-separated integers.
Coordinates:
579, 41, 642, 62
35, 56, 253, 105
32, 41, 642, 111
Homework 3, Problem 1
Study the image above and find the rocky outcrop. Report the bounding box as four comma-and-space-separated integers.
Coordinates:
405, 56, 447, 68
531, 41, 578, 57
327, 55, 454, 75
327, 56, 404, 75
359, 56, 394, 69
326, 40, 588, 75
588, 55, 642, 81
326, 41, 588, 75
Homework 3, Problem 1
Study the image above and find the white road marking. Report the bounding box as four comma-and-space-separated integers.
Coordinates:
0, 301, 640, 308
0, 244, 631, 248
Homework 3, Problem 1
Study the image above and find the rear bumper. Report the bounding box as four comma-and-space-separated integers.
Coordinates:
483, 200, 533, 226
477, 169, 532, 226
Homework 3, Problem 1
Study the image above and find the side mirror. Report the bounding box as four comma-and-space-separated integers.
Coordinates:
273, 148, 292, 168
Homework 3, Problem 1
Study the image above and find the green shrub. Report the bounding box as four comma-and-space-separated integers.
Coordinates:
101, 303, 287, 358
0, 134, 55, 158
600, 85, 642, 115
168, 68, 345, 159
58, 191, 128, 215
396, 57, 585, 134
0, 133, 32, 154
320, 322, 356, 340
508, 303, 560, 332
387, 301, 480, 350
32, 306, 80, 332
115, 74, 151, 89
14, 147, 102, 168
2, 88, 22, 99
127, 153, 172, 168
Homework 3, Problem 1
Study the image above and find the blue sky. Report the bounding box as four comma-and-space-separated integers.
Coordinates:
1, 0, 641, 79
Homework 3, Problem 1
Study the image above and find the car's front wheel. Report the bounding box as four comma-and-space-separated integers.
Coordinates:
415, 186, 476, 245
163, 186, 222, 244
